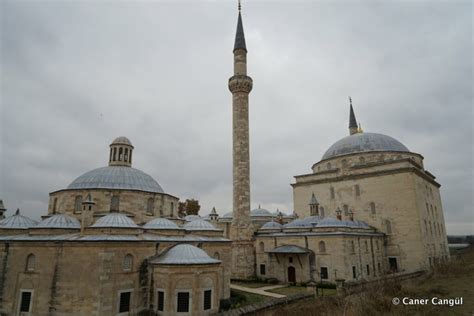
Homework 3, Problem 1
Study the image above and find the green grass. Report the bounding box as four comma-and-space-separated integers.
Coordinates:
233, 281, 271, 288
230, 289, 270, 308
269, 286, 337, 297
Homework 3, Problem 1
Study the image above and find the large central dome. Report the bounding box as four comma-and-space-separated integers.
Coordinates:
322, 132, 409, 160
67, 166, 164, 193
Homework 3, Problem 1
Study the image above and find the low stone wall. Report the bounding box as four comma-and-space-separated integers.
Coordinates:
217, 293, 314, 316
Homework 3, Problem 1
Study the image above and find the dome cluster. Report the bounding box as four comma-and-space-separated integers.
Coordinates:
258, 215, 371, 233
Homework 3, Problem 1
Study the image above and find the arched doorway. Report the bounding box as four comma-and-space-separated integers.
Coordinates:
288, 266, 296, 283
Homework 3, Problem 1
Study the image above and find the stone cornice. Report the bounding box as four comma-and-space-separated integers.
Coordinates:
292, 164, 440, 188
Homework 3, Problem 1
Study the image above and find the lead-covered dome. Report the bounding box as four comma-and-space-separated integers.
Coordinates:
184, 220, 220, 231
144, 218, 180, 230
67, 166, 164, 193
36, 214, 80, 229
322, 132, 409, 160
91, 212, 138, 228
0, 210, 38, 229
112, 136, 132, 146
251, 207, 272, 217
152, 244, 221, 265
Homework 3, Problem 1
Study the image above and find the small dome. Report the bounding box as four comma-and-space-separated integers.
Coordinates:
283, 219, 313, 229
152, 244, 220, 265
36, 214, 80, 229
251, 208, 272, 217
183, 220, 219, 231
92, 213, 138, 228
143, 218, 180, 230
322, 132, 409, 160
67, 166, 164, 193
302, 216, 322, 224
111, 136, 132, 146
0, 211, 38, 229
316, 217, 368, 228
260, 221, 282, 230
220, 212, 233, 219
184, 215, 202, 222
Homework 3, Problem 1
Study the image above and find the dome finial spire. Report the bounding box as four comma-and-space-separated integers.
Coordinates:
349, 97, 358, 135
238, 0, 241, 12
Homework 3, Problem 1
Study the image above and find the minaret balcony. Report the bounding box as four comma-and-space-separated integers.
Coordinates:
229, 75, 253, 93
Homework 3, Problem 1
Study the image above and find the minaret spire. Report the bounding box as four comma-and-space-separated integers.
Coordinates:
234, 2, 247, 52
349, 97, 358, 135
228, 1, 254, 279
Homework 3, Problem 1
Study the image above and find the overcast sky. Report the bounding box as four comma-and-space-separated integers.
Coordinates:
1, 0, 472, 235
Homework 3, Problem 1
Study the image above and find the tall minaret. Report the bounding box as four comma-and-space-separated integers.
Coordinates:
228, 2, 255, 279
349, 97, 358, 135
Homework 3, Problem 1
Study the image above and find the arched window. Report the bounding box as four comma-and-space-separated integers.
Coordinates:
343, 204, 349, 215
147, 198, 154, 214
110, 196, 120, 212
214, 252, 220, 260
364, 240, 369, 252
52, 198, 58, 214
129, 150, 132, 164
123, 254, 133, 271
26, 254, 35, 271
118, 147, 123, 161
113, 147, 117, 161
319, 241, 326, 253
350, 240, 355, 253
74, 196, 83, 213
259, 242, 264, 252
341, 159, 348, 168
370, 202, 376, 214
326, 162, 331, 170
355, 185, 360, 196
170, 202, 174, 216
124, 148, 129, 162
426, 203, 430, 215
386, 220, 392, 234
320, 206, 325, 217
330, 187, 335, 199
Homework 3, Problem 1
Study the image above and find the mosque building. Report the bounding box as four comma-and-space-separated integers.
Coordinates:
0, 5, 449, 316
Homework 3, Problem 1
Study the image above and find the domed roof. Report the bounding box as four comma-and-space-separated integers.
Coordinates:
183, 219, 219, 231
322, 132, 409, 160
152, 244, 220, 265
36, 214, 81, 229
260, 221, 282, 230
0, 210, 38, 229
251, 207, 272, 217
302, 216, 322, 224
283, 219, 313, 229
316, 217, 369, 228
91, 212, 138, 228
67, 166, 164, 193
111, 136, 132, 146
221, 212, 233, 218
184, 215, 202, 222
143, 218, 180, 230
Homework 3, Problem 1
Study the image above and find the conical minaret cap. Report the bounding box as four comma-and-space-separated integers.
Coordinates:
233, 12, 247, 52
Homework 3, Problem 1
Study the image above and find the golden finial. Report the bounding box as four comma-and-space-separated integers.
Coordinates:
238, 0, 241, 11
358, 123, 364, 133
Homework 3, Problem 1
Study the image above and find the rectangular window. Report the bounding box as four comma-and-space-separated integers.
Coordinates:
119, 291, 131, 313
320, 267, 328, 280
177, 292, 190, 313
260, 264, 266, 275
203, 290, 212, 310
366, 264, 370, 275
157, 291, 164, 312
289, 257, 293, 263
355, 185, 360, 196
20, 291, 32, 312
352, 266, 357, 279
